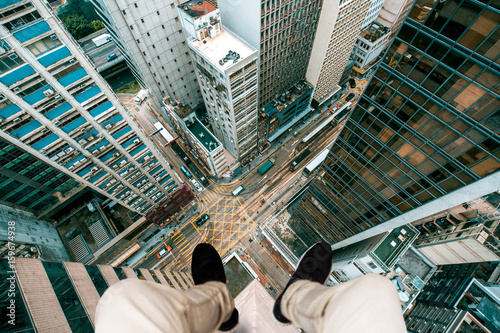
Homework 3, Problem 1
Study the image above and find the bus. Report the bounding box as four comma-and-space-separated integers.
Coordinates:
180, 165, 192, 179
303, 149, 329, 176
153, 122, 175, 144
289, 149, 311, 172
301, 115, 335, 145
232, 185, 245, 196
330, 102, 352, 126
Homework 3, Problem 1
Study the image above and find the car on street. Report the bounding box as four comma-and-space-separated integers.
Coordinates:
196, 213, 209, 227
346, 93, 355, 101
190, 179, 203, 192
156, 245, 172, 258
107, 53, 117, 61
348, 78, 356, 88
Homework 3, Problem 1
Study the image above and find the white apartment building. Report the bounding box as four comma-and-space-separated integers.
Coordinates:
178, 1, 258, 162
90, 0, 203, 106
163, 98, 228, 177
377, 0, 415, 43
360, 0, 385, 30
306, 0, 371, 106
352, 21, 390, 73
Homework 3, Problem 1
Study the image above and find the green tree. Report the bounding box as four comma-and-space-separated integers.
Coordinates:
62, 14, 94, 40
92, 20, 105, 32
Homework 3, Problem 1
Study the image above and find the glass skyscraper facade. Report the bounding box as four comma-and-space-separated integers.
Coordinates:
290, 0, 500, 246
0, 0, 183, 217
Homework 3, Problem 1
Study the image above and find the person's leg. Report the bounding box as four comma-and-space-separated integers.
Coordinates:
96, 243, 238, 333
95, 279, 233, 333
280, 274, 407, 333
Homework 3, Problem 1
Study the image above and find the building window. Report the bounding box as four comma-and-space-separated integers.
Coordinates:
134, 3, 137, 7
122, 9, 126, 14
157, 11, 160, 15
141, 19, 145, 23
130, 25, 133, 30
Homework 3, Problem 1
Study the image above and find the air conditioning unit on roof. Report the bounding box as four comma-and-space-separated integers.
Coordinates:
43, 89, 54, 97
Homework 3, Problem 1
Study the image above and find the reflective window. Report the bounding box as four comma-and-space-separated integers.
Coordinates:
85, 265, 109, 297
42, 262, 93, 333
458, 9, 500, 51
0, 259, 35, 332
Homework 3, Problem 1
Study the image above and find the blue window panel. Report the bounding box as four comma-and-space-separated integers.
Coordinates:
23, 86, 52, 105
38, 47, 71, 67
160, 175, 172, 184
65, 155, 84, 168
145, 188, 155, 196
75, 86, 101, 103
0, 64, 35, 86
57, 68, 88, 87
61, 117, 86, 133
112, 126, 131, 140
141, 204, 152, 211
134, 178, 147, 187
11, 120, 42, 138
92, 140, 109, 151
31, 133, 58, 150
77, 166, 91, 177
0, 0, 21, 9
90, 101, 113, 118
130, 144, 146, 156
0, 104, 21, 119
89, 171, 106, 183
155, 194, 165, 202
102, 114, 123, 127
13, 21, 51, 43
44, 102, 71, 120
150, 166, 162, 175
121, 137, 137, 148
101, 149, 117, 162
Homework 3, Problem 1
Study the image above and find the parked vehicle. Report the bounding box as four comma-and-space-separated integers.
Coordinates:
348, 78, 356, 88
92, 34, 112, 47
156, 245, 172, 258
232, 185, 245, 196
106, 53, 117, 61
258, 158, 276, 175
190, 179, 203, 192
195, 213, 209, 227
346, 93, 355, 101
199, 176, 209, 186
135, 89, 148, 104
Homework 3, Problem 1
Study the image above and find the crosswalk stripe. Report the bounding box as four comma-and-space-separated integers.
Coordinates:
175, 237, 187, 246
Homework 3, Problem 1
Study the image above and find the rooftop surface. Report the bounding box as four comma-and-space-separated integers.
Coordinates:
233, 280, 298, 333
187, 118, 220, 152
178, 0, 217, 17
190, 29, 254, 71
372, 225, 419, 270
359, 22, 390, 43
224, 256, 254, 298
163, 97, 194, 119
264, 81, 313, 116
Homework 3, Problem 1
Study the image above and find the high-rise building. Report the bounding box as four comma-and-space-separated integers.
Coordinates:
405, 262, 500, 332
413, 192, 500, 265
0, 0, 184, 216
0, 257, 195, 332
163, 98, 229, 176
0, 204, 70, 261
218, 0, 322, 145
306, 0, 371, 106
289, 0, 500, 249
361, 0, 385, 30
178, 1, 259, 162
377, 0, 415, 43
330, 224, 418, 283
90, 0, 203, 106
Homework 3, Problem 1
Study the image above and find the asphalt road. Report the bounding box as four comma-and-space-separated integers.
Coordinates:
123, 74, 371, 275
